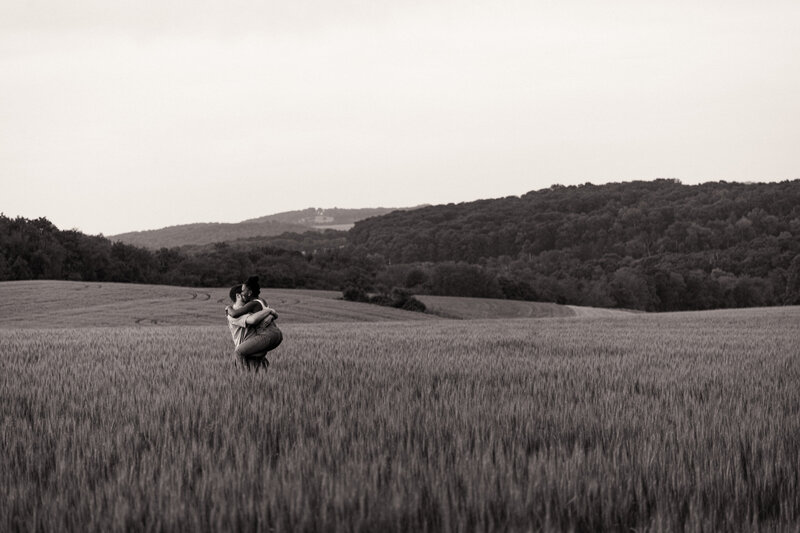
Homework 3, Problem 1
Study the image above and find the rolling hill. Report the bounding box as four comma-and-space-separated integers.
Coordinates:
242, 207, 410, 229
109, 207, 410, 249
109, 221, 310, 249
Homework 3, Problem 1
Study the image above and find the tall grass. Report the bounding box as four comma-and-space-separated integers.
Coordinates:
2, 308, 799, 531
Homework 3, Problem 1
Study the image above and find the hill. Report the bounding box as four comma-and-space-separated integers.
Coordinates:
243, 207, 411, 229
348, 180, 800, 311
109, 221, 310, 249
0, 281, 615, 328
350, 180, 800, 265
110, 207, 411, 249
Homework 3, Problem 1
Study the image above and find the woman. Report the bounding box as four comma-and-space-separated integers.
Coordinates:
226, 276, 283, 363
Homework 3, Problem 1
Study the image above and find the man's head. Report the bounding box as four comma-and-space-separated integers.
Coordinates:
229, 285, 243, 303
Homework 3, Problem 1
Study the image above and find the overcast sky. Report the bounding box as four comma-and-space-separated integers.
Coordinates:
2, 1, 799, 235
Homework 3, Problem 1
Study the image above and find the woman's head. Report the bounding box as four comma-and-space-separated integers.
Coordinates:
241, 275, 261, 302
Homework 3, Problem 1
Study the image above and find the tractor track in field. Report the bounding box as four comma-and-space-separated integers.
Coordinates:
188, 291, 211, 301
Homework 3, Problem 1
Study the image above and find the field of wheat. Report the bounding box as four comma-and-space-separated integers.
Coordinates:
1, 281, 799, 531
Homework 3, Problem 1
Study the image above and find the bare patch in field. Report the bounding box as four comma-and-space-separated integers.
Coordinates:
567, 305, 636, 318
416, 295, 579, 319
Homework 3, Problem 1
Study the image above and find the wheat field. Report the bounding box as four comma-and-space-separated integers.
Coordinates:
1, 282, 799, 531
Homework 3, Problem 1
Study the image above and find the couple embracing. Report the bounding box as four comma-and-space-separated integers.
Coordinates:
225, 276, 283, 369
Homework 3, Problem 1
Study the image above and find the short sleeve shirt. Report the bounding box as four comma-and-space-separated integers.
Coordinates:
227, 314, 250, 347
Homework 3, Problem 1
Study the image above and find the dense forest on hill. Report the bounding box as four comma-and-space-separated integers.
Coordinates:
0, 215, 353, 290
351, 180, 800, 262
3, 180, 800, 311
349, 180, 800, 310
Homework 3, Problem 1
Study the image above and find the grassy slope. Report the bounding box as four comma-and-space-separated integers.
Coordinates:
0, 281, 438, 328
0, 280, 620, 328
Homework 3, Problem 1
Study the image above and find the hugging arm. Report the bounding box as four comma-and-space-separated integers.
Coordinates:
226, 300, 262, 318
227, 302, 278, 326
246, 308, 277, 326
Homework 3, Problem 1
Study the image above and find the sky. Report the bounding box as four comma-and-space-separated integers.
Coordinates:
2, 1, 799, 236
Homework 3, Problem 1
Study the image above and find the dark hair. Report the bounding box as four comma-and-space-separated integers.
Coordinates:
244, 276, 261, 297
229, 285, 242, 302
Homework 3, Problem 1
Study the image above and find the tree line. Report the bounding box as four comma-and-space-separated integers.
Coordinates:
0, 215, 353, 289
2, 179, 800, 311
